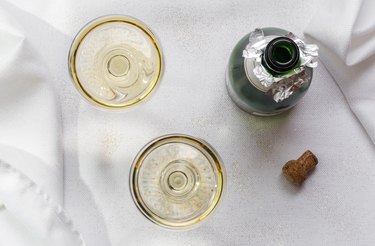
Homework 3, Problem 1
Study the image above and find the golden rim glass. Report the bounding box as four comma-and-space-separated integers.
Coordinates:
68, 15, 163, 109
130, 134, 225, 230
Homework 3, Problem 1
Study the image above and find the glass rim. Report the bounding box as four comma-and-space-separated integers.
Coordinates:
129, 133, 226, 230
68, 15, 164, 109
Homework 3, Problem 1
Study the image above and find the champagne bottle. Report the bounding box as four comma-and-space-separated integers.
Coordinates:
226, 27, 318, 116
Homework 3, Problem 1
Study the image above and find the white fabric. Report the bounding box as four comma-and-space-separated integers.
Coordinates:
0, 161, 84, 246
305, 0, 375, 144
1, 0, 375, 245
0, 2, 83, 245
0, 4, 61, 204
72, 1, 375, 245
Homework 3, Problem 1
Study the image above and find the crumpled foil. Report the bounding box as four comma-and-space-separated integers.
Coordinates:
243, 28, 319, 102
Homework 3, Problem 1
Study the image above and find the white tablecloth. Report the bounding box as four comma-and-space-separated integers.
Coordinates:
4, 0, 375, 245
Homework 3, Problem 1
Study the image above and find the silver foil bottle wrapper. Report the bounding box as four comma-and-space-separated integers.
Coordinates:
243, 28, 319, 102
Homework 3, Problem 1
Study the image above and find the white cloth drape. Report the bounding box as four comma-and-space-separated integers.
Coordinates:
305, 0, 375, 144
1, 0, 375, 245
0, 2, 83, 245
0, 161, 84, 246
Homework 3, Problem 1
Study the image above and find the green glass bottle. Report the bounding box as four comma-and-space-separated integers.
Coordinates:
226, 27, 318, 116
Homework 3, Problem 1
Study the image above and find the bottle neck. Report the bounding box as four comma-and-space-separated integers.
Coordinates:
261, 37, 300, 75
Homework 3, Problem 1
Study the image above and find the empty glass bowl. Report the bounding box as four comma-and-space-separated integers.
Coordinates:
130, 134, 226, 229
69, 15, 163, 109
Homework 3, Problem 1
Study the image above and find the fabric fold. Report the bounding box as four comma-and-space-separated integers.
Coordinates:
0, 2, 84, 245
0, 3, 62, 204
0, 160, 84, 246
305, 0, 375, 144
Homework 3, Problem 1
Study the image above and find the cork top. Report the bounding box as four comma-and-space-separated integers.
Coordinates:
282, 150, 318, 185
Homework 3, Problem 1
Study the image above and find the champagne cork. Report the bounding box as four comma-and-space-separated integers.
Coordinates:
282, 150, 318, 185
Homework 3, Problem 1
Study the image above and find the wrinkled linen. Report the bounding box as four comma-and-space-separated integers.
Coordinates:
305, 0, 375, 144
0, 2, 83, 245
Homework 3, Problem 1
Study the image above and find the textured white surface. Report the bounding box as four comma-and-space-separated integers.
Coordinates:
306, 0, 375, 144
0, 161, 84, 246
4, 0, 375, 245
0, 1, 62, 205
0, 2, 83, 244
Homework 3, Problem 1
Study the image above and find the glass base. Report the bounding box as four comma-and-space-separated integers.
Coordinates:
130, 134, 225, 230
69, 15, 163, 109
